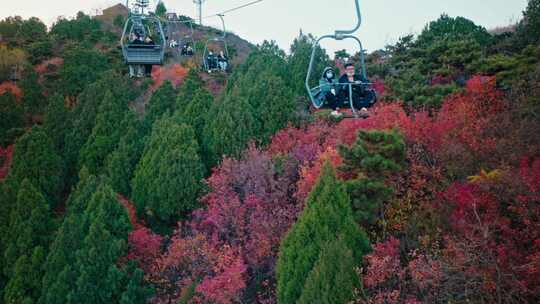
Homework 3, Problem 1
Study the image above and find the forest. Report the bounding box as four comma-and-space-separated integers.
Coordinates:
0, 0, 539, 303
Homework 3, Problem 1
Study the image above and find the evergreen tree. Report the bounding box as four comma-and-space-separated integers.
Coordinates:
298, 238, 359, 304
288, 32, 330, 96
0, 92, 24, 146
249, 71, 296, 141
155, 1, 167, 17
20, 69, 45, 115
68, 182, 134, 304
3, 180, 51, 275
144, 81, 177, 132
58, 46, 110, 97
416, 14, 491, 47
276, 162, 370, 304
176, 69, 205, 109
9, 126, 64, 207
338, 130, 406, 225
69, 220, 125, 304
203, 95, 256, 166
132, 117, 204, 231
39, 171, 100, 304
519, 0, 540, 44
79, 90, 129, 175
3, 246, 46, 304
43, 94, 69, 153
119, 264, 153, 304
64, 72, 133, 186
175, 88, 213, 171
105, 111, 145, 196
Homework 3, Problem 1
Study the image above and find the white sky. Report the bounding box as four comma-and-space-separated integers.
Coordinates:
0, 0, 529, 54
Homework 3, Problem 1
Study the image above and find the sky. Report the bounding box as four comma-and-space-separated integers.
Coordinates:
0, 0, 529, 54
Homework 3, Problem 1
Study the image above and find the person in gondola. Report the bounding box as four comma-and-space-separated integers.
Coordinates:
318, 67, 341, 116
338, 62, 376, 114
217, 51, 228, 72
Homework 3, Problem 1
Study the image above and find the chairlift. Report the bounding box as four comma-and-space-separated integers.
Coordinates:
120, 0, 166, 77
305, 0, 377, 118
203, 14, 230, 73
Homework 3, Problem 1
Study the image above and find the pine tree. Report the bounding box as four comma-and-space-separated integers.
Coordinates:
276, 162, 370, 304
63, 71, 133, 187
176, 69, 205, 109
69, 220, 125, 304
0, 92, 24, 146
39, 173, 101, 304
104, 111, 145, 196
519, 0, 540, 44
79, 90, 130, 175
43, 94, 69, 153
41, 177, 137, 304
298, 238, 359, 304
144, 81, 177, 131
338, 130, 406, 225
132, 117, 204, 231
3, 246, 46, 304
3, 179, 52, 277
20, 69, 45, 115
203, 95, 256, 166
0, 181, 17, 301
68, 182, 134, 304
175, 88, 213, 171
288, 32, 330, 96
9, 126, 64, 206
119, 264, 153, 304
155, 1, 167, 17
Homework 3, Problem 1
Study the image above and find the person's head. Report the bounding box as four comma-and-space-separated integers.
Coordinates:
322, 67, 334, 81
219, 51, 224, 56
344, 63, 356, 77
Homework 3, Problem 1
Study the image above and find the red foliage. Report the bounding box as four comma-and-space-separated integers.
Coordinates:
195, 251, 247, 304
151, 64, 189, 91
152, 232, 246, 303
0, 81, 22, 100
0, 145, 14, 180
34, 57, 64, 74
295, 147, 342, 203
127, 227, 163, 273
372, 78, 387, 96
362, 237, 441, 304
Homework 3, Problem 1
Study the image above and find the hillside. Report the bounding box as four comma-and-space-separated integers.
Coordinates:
1, 1, 540, 304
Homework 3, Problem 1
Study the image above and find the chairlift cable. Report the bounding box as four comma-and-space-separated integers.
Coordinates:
203, 0, 264, 19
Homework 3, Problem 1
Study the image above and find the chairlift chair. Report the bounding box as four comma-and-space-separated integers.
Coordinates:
305, 0, 377, 118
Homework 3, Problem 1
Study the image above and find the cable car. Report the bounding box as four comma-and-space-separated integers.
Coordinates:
305, 0, 377, 118
203, 14, 230, 73
120, 0, 166, 77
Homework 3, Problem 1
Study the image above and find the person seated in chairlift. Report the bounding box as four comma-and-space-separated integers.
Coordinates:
207, 51, 218, 71
318, 67, 342, 117
144, 36, 154, 45
217, 51, 228, 71
338, 62, 376, 114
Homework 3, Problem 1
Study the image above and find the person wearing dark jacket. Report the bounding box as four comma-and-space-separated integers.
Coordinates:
338, 62, 376, 112
317, 67, 341, 112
